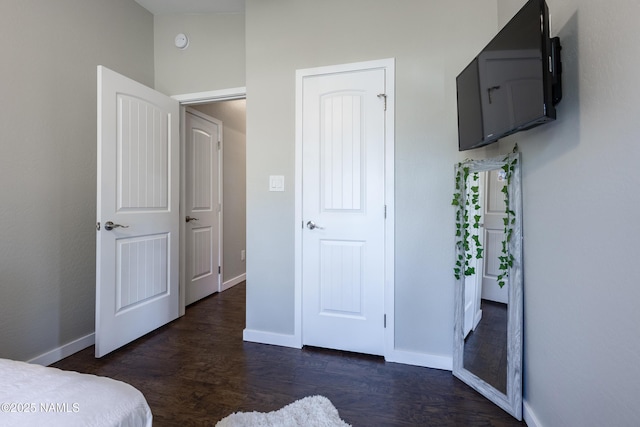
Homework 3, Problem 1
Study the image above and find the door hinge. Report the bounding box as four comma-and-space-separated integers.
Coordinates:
377, 93, 387, 111
217, 140, 221, 150
384, 314, 387, 328
384, 205, 387, 219
218, 266, 221, 274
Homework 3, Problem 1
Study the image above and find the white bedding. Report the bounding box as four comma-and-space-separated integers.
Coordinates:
0, 358, 152, 427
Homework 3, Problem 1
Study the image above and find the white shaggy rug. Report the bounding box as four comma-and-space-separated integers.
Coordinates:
216, 395, 351, 427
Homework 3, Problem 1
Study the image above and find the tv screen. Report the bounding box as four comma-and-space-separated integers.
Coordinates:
456, 0, 561, 151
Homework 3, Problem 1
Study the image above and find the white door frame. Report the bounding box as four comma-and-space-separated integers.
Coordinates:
294, 58, 395, 356
173, 87, 246, 316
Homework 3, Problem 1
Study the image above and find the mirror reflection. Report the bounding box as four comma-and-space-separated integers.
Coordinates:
452, 153, 523, 420
462, 169, 508, 394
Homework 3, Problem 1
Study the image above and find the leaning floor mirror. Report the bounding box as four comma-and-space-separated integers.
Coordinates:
452, 152, 523, 420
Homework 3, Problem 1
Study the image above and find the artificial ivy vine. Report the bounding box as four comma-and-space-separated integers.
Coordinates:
453, 149, 518, 288
497, 154, 518, 288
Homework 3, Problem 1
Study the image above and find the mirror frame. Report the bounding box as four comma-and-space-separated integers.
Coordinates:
452, 152, 523, 420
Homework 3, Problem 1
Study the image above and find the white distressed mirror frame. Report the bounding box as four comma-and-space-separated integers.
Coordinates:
452, 152, 523, 420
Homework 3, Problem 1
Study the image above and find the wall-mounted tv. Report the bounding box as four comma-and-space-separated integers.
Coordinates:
456, 0, 562, 151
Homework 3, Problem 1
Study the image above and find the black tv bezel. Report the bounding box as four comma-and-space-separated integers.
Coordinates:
456, 0, 562, 152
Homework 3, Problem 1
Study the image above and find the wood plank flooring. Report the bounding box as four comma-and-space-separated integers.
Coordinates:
52, 283, 526, 426
463, 299, 508, 393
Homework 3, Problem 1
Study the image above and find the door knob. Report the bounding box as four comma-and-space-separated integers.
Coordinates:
186, 216, 199, 223
306, 221, 324, 230
104, 221, 129, 231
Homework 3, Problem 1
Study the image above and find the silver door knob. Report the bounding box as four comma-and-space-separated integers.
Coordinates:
186, 216, 199, 223
306, 221, 324, 230
104, 221, 129, 231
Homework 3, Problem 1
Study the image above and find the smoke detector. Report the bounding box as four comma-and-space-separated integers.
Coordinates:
174, 33, 189, 50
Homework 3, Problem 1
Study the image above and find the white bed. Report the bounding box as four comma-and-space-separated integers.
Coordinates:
0, 358, 152, 427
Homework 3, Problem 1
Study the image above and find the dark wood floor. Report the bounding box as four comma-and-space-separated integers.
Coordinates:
463, 300, 508, 393
53, 283, 526, 426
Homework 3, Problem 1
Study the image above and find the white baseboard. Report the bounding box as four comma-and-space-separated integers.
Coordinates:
523, 400, 541, 427
243, 328, 302, 349
221, 273, 246, 292
242, 332, 453, 371
385, 348, 453, 371
27, 333, 95, 366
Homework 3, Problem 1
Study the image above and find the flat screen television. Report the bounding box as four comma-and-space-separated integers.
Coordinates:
456, 0, 562, 151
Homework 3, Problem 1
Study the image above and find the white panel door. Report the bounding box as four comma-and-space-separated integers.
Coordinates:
96, 66, 180, 357
482, 169, 509, 304
464, 172, 484, 338
301, 67, 386, 356
185, 110, 221, 305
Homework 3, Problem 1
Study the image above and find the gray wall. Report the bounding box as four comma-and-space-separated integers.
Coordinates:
244, 0, 499, 354
244, 0, 640, 425
518, 0, 640, 425
193, 101, 247, 285
154, 13, 245, 95
0, 0, 154, 361
497, 0, 527, 26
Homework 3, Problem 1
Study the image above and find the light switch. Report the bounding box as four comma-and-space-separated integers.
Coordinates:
269, 175, 285, 192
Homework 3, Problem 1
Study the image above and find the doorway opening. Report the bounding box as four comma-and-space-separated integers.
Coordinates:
177, 89, 246, 315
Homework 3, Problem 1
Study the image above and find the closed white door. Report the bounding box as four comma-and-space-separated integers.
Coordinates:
185, 110, 222, 305
482, 169, 509, 304
301, 67, 387, 356
464, 172, 484, 337
96, 66, 180, 357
